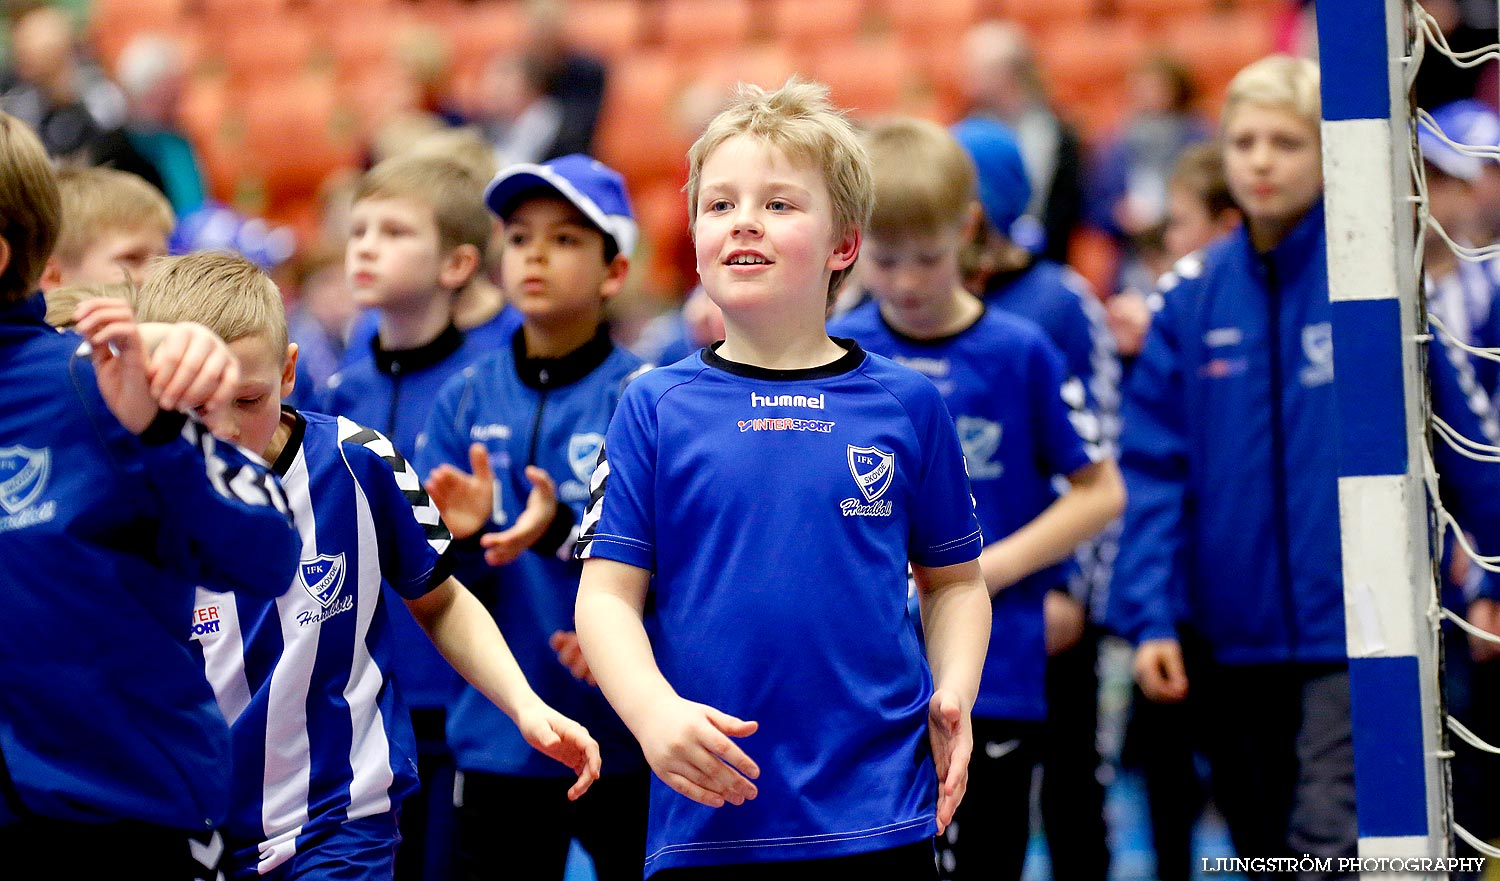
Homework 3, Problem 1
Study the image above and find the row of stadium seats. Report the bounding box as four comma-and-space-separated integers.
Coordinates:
86, 0, 1285, 296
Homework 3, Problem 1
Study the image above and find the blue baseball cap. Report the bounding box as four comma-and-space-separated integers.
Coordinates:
951, 116, 1033, 241
1419, 99, 1500, 183
484, 153, 638, 258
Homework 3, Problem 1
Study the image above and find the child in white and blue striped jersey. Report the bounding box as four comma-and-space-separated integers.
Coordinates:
132, 250, 602, 881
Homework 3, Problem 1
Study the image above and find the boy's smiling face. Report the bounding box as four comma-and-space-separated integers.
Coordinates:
345, 196, 448, 310
693, 134, 856, 321
500, 195, 623, 329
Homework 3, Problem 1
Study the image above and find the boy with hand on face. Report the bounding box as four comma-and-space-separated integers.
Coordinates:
133, 250, 601, 881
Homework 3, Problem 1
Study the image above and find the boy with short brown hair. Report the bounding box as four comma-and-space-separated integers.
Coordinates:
40, 165, 172, 290
575, 80, 992, 878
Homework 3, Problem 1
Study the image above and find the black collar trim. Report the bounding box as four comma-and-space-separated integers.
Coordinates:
878, 305, 986, 348
702, 337, 866, 381
372, 324, 464, 375
513, 325, 616, 390
271, 406, 305, 477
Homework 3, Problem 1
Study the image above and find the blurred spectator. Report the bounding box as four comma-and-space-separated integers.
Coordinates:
1087, 54, 1210, 260
521, 0, 606, 159
1, 4, 126, 159
105, 32, 206, 216
286, 250, 357, 409
1107, 144, 1240, 360
475, 52, 563, 168
628, 284, 725, 366
961, 20, 1085, 264
1414, 0, 1496, 111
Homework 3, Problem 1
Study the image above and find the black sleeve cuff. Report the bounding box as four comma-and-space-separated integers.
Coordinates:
531, 503, 577, 558
140, 410, 188, 445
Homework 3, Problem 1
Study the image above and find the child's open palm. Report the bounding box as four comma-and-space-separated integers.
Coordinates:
927, 688, 972, 835
637, 697, 760, 809
513, 701, 603, 801
425, 444, 497, 540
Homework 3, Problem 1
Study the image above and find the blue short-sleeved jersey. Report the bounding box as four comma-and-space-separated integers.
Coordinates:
830, 304, 1098, 721
317, 324, 491, 708
195, 410, 452, 873
577, 340, 982, 875
416, 327, 646, 778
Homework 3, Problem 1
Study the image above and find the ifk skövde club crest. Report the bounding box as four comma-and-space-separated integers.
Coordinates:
846, 445, 894, 502
300, 553, 347, 607
0, 446, 49, 515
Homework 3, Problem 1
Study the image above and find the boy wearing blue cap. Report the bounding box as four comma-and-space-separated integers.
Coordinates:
417, 154, 650, 881
829, 116, 1125, 881
953, 114, 1121, 881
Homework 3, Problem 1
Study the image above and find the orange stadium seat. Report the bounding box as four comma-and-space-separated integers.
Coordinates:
88, 0, 189, 67
594, 51, 686, 182
768, 0, 868, 52
428, 3, 526, 70
562, 0, 646, 60
657, 0, 756, 59
1162, 10, 1278, 98
876, 0, 982, 41
809, 35, 920, 119
239, 75, 361, 207
1114, 0, 1221, 31
216, 14, 319, 83
1038, 21, 1148, 118
693, 42, 804, 94
997, 0, 1103, 35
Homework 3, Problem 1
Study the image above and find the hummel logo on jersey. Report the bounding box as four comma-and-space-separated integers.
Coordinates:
750, 392, 826, 409
842, 445, 894, 517
0, 445, 55, 532
300, 553, 347, 607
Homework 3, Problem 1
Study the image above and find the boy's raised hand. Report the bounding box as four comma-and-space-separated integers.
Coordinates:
513, 699, 603, 801
425, 444, 496, 540
928, 688, 972, 835
479, 465, 557, 566
74, 298, 156, 435
144, 321, 240, 421
636, 697, 760, 809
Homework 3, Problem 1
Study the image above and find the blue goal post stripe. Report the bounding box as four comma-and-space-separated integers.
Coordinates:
1333, 298, 1407, 477
1349, 655, 1429, 838
1317, 0, 1392, 122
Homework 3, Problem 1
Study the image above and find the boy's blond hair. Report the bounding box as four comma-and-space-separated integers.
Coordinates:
1221, 55, 1321, 133
134, 251, 288, 359
51, 166, 174, 267
43, 280, 135, 329
865, 117, 976, 238
0, 113, 60, 303
354, 154, 491, 262
686, 78, 873, 300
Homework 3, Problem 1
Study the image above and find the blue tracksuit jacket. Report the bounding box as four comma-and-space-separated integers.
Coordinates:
0, 293, 299, 830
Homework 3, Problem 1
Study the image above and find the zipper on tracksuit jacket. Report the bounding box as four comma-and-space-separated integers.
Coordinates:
1263, 256, 1300, 657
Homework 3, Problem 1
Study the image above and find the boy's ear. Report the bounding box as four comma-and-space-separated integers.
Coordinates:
280, 343, 299, 399
599, 253, 630, 301
38, 254, 60, 292
438, 244, 482, 292
827, 226, 861, 272
961, 201, 985, 243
